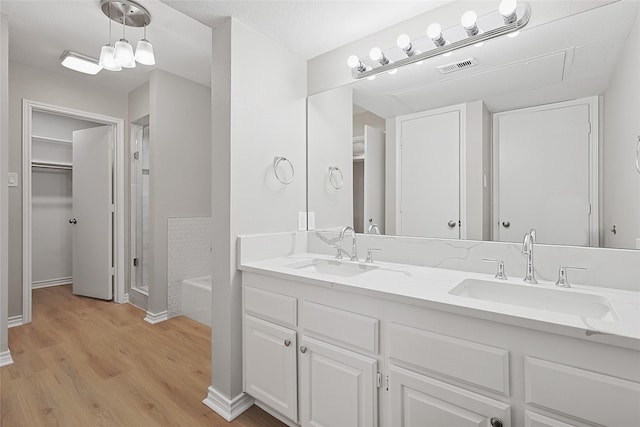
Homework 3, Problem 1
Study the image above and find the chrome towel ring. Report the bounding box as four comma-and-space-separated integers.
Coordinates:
273, 156, 294, 185
328, 166, 344, 189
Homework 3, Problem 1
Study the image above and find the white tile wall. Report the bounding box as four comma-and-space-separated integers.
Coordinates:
167, 217, 213, 318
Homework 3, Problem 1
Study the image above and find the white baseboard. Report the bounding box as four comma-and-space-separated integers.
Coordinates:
255, 401, 297, 427
202, 386, 254, 422
7, 315, 23, 328
0, 350, 14, 367
144, 310, 168, 324
32, 277, 72, 289
122, 293, 129, 303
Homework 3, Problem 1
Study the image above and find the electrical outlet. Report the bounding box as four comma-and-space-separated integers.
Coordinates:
308, 212, 316, 230
298, 212, 307, 231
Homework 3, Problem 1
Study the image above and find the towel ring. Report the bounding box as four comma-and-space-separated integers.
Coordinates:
328, 166, 344, 189
636, 135, 640, 174
273, 156, 294, 185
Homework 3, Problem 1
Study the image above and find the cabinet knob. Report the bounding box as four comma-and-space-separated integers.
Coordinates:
502, 221, 510, 228
447, 220, 457, 228
284, 339, 291, 347
300, 346, 307, 354
490, 417, 503, 427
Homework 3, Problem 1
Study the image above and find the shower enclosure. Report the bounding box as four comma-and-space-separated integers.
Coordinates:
130, 124, 150, 301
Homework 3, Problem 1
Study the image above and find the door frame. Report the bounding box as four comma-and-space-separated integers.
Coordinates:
492, 96, 599, 246
394, 103, 468, 239
22, 99, 126, 324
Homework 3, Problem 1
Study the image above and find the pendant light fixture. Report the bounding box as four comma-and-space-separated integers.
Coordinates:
100, 0, 153, 70
98, 3, 121, 71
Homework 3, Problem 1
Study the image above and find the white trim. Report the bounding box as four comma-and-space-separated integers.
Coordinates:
202, 386, 254, 422
394, 103, 468, 239
22, 99, 127, 324
7, 315, 22, 328
492, 96, 600, 246
32, 276, 72, 289
0, 350, 13, 367
129, 124, 143, 293
144, 310, 168, 324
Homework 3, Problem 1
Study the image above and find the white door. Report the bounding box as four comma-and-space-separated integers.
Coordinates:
364, 125, 385, 234
71, 126, 113, 300
399, 108, 461, 238
389, 365, 511, 427
299, 336, 377, 427
244, 315, 298, 422
494, 99, 594, 246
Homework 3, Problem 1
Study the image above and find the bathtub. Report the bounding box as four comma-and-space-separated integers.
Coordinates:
181, 275, 211, 327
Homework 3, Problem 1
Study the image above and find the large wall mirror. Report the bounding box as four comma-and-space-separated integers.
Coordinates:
307, 0, 640, 250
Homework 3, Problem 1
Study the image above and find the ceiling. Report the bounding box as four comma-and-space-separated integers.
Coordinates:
160, 0, 454, 59
350, 1, 639, 118
1, 0, 212, 93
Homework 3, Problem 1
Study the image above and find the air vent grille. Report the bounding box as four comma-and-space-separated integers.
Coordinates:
437, 57, 479, 74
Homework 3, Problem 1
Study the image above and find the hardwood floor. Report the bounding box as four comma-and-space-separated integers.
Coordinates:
1, 285, 285, 426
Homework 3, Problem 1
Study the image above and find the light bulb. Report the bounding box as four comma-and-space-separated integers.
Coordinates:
461, 10, 478, 29
499, 0, 517, 17
426, 23, 442, 39
99, 45, 121, 71
396, 34, 411, 50
135, 39, 155, 65
369, 47, 383, 61
114, 39, 136, 68
347, 55, 360, 68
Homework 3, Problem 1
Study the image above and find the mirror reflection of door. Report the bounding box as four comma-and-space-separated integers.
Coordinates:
353, 125, 385, 234
494, 97, 597, 246
397, 106, 462, 239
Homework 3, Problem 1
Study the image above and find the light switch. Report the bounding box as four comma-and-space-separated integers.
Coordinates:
8, 172, 17, 187
298, 212, 307, 231
308, 212, 316, 230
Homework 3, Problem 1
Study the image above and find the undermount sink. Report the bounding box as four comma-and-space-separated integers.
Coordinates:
286, 258, 378, 277
449, 279, 619, 322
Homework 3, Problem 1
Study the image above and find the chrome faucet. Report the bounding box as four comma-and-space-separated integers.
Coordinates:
522, 229, 537, 284
367, 223, 381, 235
339, 226, 358, 261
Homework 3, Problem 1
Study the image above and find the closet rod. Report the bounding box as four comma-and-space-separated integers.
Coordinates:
32, 161, 72, 171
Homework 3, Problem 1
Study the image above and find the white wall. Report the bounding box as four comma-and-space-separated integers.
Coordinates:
603, 9, 640, 249
7, 61, 128, 318
307, 86, 353, 229
353, 110, 384, 137
210, 17, 307, 403
128, 82, 149, 124
1, 11, 11, 360
148, 69, 211, 317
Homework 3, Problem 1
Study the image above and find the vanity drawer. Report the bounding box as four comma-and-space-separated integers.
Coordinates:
524, 357, 640, 427
388, 323, 510, 396
244, 286, 297, 328
301, 301, 379, 354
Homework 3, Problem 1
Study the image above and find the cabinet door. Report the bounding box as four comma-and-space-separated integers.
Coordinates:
389, 365, 510, 427
299, 336, 377, 427
244, 315, 297, 422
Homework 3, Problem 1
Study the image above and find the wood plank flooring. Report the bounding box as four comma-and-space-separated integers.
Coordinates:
1, 285, 285, 427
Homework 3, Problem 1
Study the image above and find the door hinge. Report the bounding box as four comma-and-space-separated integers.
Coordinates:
110, 267, 115, 276
134, 151, 140, 160
385, 375, 389, 391
133, 258, 139, 267
110, 204, 115, 212
376, 372, 382, 388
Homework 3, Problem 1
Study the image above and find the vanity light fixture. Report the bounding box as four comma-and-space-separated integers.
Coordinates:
346, 0, 531, 80
61, 51, 103, 75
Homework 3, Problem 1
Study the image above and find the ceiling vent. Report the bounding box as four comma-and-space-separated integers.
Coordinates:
436, 57, 479, 74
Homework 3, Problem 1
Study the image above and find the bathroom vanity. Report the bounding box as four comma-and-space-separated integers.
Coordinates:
239, 248, 640, 427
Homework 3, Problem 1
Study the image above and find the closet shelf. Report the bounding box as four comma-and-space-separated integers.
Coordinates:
352, 135, 365, 144
32, 160, 72, 170
32, 135, 73, 145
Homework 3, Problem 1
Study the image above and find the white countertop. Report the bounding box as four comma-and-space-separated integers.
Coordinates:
240, 253, 640, 351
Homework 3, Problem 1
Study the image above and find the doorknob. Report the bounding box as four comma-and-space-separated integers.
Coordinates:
447, 220, 457, 228
69, 218, 77, 224
502, 221, 510, 228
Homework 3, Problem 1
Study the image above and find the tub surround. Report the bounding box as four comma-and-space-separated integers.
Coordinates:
238, 231, 640, 426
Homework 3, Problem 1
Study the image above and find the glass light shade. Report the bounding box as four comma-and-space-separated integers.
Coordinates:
426, 23, 442, 39
499, 0, 517, 17
114, 39, 136, 68
134, 39, 155, 65
461, 11, 478, 29
369, 47, 383, 61
347, 55, 360, 68
61, 52, 102, 75
396, 34, 411, 50
99, 45, 121, 71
